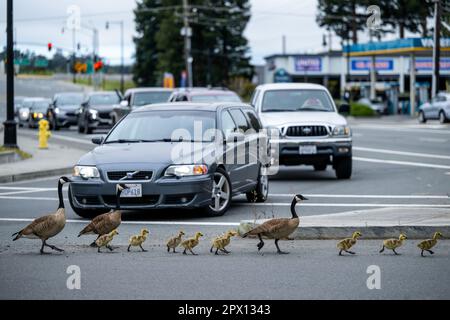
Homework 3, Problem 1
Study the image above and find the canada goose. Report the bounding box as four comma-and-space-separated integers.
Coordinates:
380, 233, 407, 255
78, 184, 128, 246
418, 232, 443, 257
96, 229, 119, 253
242, 194, 307, 254
210, 230, 238, 255
181, 232, 203, 255
166, 230, 185, 253
12, 176, 72, 254
337, 231, 362, 256
128, 228, 149, 252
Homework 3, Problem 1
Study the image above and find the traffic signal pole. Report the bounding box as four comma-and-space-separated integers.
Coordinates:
3, 0, 18, 148
431, 0, 441, 97
183, 0, 193, 87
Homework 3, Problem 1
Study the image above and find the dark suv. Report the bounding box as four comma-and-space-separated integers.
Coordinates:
77, 91, 121, 134
168, 88, 242, 103
47, 92, 85, 130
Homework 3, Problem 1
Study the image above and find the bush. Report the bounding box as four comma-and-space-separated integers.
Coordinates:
350, 102, 376, 117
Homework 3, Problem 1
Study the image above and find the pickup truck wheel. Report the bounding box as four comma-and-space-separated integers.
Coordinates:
246, 166, 269, 203
334, 156, 352, 179
68, 185, 109, 218
313, 164, 327, 171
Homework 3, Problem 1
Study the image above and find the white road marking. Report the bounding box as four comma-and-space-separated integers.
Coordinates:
0, 189, 52, 196
353, 157, 450, 170
419, 137, 448, 143
353, 147, 450, 160
238, 203, 450, 208
353, 124, 450, 135
269, 194, 449, 199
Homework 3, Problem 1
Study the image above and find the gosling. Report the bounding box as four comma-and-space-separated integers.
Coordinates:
166, 230, 185, 253
380, 233, 407, 255
95, 229, 119, 253
337, 231, 362, 256
418, 232, 443, 257
128, 228, 149, 252
181, 232, 203, 255
210, 230, 238, 255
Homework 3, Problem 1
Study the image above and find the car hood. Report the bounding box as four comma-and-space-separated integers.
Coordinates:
259, 111, 347, 128
90, 104, 116, 112
58, 105, 80, 112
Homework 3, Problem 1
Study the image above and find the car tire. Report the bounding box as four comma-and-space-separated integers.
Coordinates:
418, 111, 427, 123
50, 115, 59, 131
68, 185, 109, 219
314, 163, 327, 171
246, 165, 269, 203
439, 111, 448, 124
334, 156, 352, 180
204, 167, 232, 217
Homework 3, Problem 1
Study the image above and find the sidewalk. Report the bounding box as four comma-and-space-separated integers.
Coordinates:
239, 207, 450, 239
0, 131, 88, 183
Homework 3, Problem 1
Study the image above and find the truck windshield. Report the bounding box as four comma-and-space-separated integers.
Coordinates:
262, 89, 335, 112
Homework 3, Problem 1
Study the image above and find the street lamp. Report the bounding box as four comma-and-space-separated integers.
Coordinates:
106, 20, 125, 94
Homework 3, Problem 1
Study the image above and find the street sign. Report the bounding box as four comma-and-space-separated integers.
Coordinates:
34, 58, 48, 68
14, 58, 30, 66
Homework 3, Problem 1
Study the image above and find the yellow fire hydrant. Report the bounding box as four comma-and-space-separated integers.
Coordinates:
38, 119, 51, 149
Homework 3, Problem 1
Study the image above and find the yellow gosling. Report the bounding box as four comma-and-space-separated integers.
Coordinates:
418, 232, 443, 257
210, 230, 238, 255
166, 230, 185, 253
337, 231, 362, 256
181, 232, 203, 255
128, 228, 149, 252
379, 233, 407, 255
95, 229, 119, 253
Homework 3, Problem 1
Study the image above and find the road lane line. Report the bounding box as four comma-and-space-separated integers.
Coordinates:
419, 137, 448, 143
353, 147, 450, 160
237, 203, 450, 208
268, 194, 450, 199
353, 124, 450, 135
353, 157, 450, 169
0, 189, 53, 196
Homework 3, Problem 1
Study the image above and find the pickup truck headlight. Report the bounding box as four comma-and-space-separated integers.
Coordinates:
165, 164, 208, 177
332, 125, 351, 136
73, 166, 100, 179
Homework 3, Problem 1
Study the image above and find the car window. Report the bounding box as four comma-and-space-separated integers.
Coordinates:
55, 94, 84, 107
229, 109, 249, 132
250, 90, 259, 107
262, 89, 334, 112
245, 109, 262, 131
221, 110, 237, 137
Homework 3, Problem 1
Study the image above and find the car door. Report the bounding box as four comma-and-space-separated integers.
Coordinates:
220, 109, 241, 191
430, 95, 442, 119
243, 108, 264, 182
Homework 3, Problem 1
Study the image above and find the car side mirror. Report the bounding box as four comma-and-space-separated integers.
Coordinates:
92, 136, 104, 145
339, 103, 350, 114
120, 100, 129, 108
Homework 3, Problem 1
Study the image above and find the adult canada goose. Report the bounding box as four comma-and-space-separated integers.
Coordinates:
418, 232, 443, 257
12, 176, 72, 254
242, 194, 308, 254
78, 184, 128, 246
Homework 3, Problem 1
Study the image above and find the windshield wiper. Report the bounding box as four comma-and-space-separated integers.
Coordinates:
104, 139, 142, 144
295, 107, 331, 112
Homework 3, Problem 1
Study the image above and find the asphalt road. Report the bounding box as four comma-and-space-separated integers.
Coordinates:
1, 76, 450, 299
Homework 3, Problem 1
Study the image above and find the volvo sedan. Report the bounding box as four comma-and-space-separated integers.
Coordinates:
69, 103, 269, 218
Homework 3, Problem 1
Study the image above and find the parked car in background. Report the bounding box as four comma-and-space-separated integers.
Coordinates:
47, 92, 85, 130
111, 88, 173, 124
77, 91, 121, 134
27, 98, 52, 128
168, 88, 242, 103
418, 92, 450, 124
14, 96, 26, 117
251, 83, 352, 179
69, 102, 268, 218
357, 97, 387, 114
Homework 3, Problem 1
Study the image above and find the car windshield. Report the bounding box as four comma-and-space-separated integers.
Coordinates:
133, 91, 172, 106
32, 101, 50, 112
105, 110, 216, 143
89, 93, 120, 106
191, 94, 241, 103
56, 94, 84, 107
262, 89, 334, 112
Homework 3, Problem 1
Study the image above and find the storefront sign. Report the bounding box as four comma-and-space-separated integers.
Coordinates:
351, 59, 394, 71
273, 68, 292, 83
294, 57, 322, 72
415, 58, 450, 71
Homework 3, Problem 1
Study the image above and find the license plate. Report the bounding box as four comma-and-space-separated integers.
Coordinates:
299, 145, 317, 155
120, 184, 142, 198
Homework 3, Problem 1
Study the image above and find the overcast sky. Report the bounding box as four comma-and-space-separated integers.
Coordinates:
0, 0, 417, 66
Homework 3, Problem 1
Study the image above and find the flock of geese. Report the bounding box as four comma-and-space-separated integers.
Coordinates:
11, 177, 444, 257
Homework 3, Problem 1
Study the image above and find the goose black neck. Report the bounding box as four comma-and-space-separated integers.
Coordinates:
290, 198, 298, 218
57, 180, 64, 209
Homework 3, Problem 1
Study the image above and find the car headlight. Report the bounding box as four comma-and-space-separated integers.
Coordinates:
89, 109, 98, 120
165, 164, 208, 177
73, 166, 100, 179
332, 125, 351, 136
54, 107, 60, 114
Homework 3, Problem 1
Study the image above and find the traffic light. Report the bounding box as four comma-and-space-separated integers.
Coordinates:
94, 60, 103, 72
47, 43, 52, 52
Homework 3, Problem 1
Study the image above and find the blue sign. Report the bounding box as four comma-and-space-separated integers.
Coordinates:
351, 59, 394, 71
273, 69, 292, 83
415, 58, 450, 71
294, 57, 322, 72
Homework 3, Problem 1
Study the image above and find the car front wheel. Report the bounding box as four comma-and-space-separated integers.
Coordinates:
205, 167, 231, 217
334, 156, 352, 180
246, 165, 269, 203
439, 111, 448, 124
418, 111, 427, 123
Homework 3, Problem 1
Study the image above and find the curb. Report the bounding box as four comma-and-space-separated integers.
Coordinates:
0, 167, 73, 183
238, 222, 450, 240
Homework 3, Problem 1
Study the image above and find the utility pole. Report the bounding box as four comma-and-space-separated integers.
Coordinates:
4, 0, 17, 148
432, 0, 441, 97
182, 0, 193, 87
106, 20, 124, 94
72, 28, 76, 83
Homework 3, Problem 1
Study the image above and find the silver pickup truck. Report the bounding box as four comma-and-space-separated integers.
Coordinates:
251, 83, 352, 179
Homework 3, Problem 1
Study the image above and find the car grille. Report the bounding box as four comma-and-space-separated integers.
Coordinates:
286, 125, 328, 137
99, 112, 111, 120
102, 195, 159, 206
107, 171, 153, 181
164, 194, 195, 205
66, 112, 76, 117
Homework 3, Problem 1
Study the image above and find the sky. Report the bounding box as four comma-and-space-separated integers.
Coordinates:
0, 0, 420, 66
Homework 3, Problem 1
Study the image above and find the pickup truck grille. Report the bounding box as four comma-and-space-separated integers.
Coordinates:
286, 125, 328, 137
107, 171, 153, 181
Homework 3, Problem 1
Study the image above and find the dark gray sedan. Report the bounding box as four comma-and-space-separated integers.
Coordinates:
69, 103, 269, 218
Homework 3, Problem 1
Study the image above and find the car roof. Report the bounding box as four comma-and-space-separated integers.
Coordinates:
88, 91, 117, 96
125, 87, 173, 94
172, 87, 236, 96
256, 83, 329, 91
54, 92, 84, 96
23, 97, 50, 102
133, 102, 252, 113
